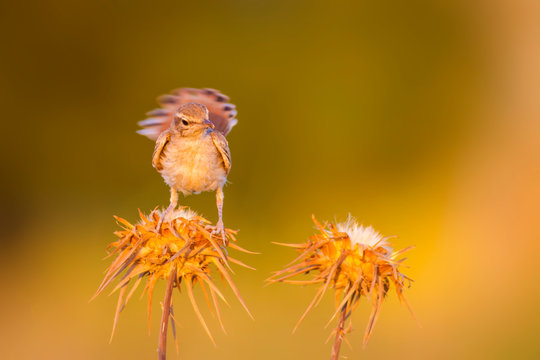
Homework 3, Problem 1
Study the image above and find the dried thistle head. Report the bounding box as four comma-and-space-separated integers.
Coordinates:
93, 207, 254, 355
267, 215, 415, 350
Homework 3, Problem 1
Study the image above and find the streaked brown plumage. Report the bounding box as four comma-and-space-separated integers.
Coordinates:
137, 88, 237, 139
137, 88, 237, 242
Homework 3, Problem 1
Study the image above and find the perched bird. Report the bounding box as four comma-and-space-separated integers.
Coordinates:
137, 88, 238, 242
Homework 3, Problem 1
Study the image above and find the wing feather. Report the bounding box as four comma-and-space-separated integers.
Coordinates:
152, 131, 171, 171
211, 131, 231, 175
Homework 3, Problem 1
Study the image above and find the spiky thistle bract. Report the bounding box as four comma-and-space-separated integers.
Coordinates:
93, 207, 255, 359
267, 215, 415, 360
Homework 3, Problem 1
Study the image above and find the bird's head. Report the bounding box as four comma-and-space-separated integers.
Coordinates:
172, 102, 215, 137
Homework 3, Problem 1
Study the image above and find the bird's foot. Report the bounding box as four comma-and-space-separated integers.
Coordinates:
210, 220, 228, 259
155, 207, 174, 234
154, 218, 164, 234
213, 220, 228, 246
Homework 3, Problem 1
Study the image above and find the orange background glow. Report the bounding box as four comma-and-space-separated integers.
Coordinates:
1, 1, 539, 359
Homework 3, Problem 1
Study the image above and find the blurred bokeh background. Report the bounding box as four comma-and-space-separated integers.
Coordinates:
1, 0, 539, 359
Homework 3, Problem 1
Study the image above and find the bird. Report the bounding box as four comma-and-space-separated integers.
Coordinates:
137, 88, 238, 244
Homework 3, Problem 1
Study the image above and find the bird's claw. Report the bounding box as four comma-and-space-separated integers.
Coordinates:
211, 220, 228, 247
154, 205, 176, 234
154, 219, 164, 234
210, 226, 228, 261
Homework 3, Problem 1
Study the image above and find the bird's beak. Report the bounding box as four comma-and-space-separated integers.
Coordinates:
203, 119, 215, 130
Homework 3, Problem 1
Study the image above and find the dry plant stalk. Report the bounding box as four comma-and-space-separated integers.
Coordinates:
267, 215, 415, 360
92, 207, 255, 360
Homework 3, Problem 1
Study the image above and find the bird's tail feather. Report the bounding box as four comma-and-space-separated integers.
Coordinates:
137, 88, 238, 140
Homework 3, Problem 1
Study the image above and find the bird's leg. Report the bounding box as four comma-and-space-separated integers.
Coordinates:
214, 186, 227, 246
156, 187, 178, 232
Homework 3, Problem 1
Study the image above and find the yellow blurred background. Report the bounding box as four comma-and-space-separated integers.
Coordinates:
1, 0, 539, 359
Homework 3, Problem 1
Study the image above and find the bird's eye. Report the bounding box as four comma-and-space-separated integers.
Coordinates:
181, 119, 188, 126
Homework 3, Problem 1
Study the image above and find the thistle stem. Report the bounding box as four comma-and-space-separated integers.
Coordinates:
330, 303, 347, 360
158, 267, 176, 360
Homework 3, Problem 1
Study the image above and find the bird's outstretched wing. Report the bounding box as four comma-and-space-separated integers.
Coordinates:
211, 131, 231, 175
152, 130, 171, 171
138, 88, 238, 140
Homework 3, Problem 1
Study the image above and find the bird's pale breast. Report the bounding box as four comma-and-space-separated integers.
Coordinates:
160, 134, 227, 195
